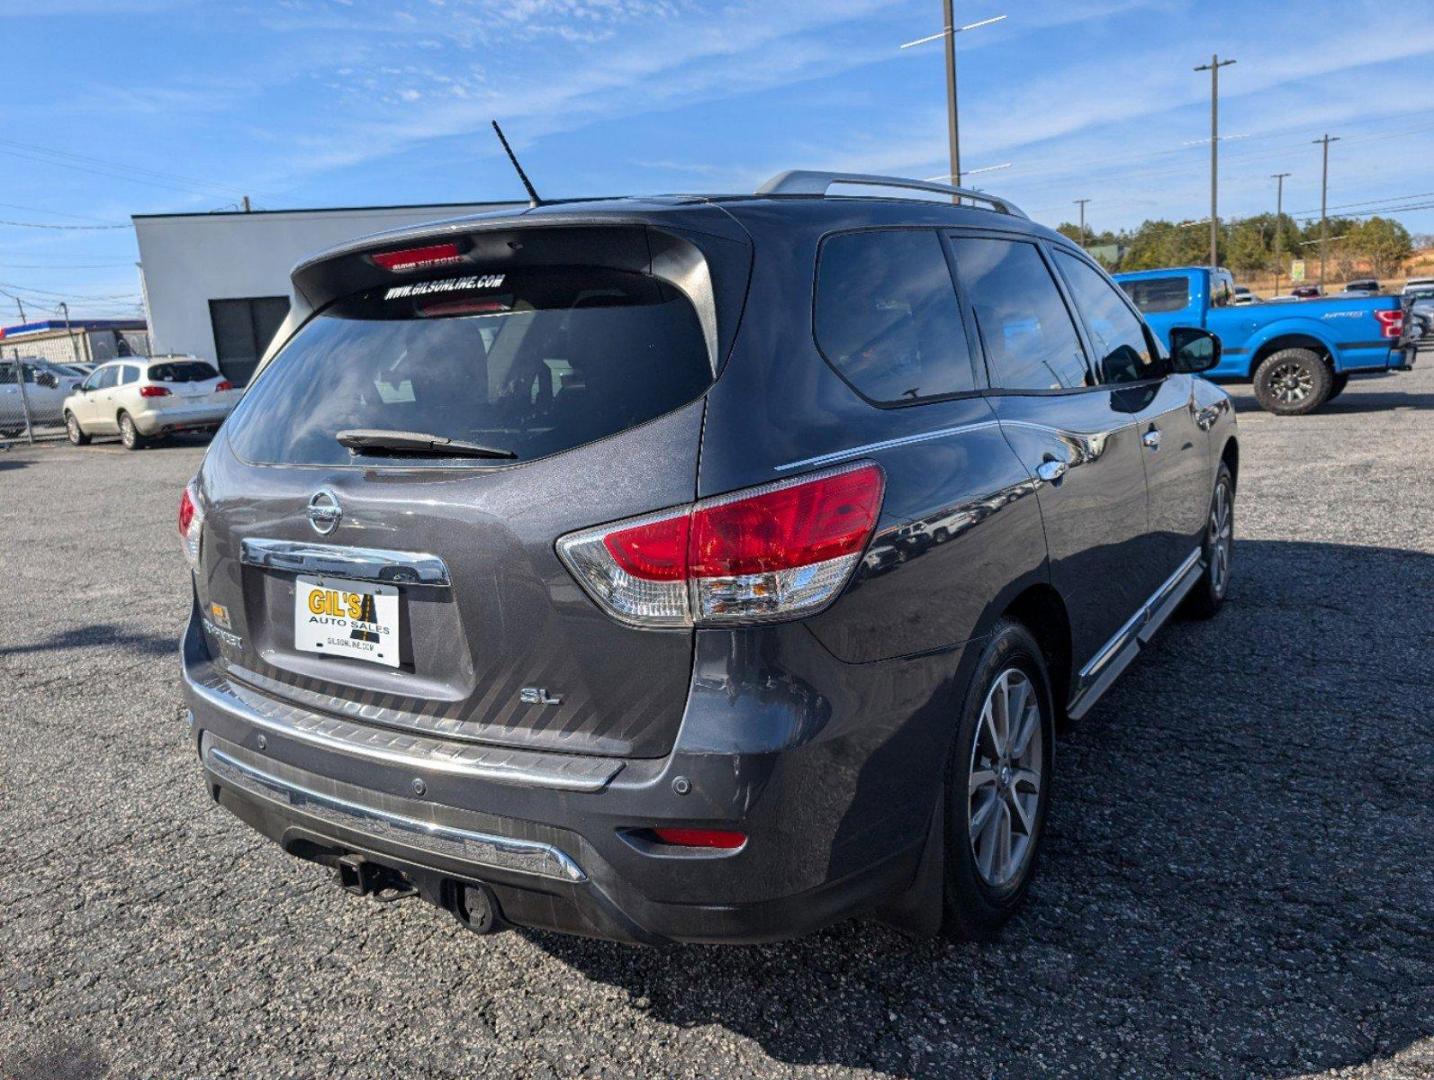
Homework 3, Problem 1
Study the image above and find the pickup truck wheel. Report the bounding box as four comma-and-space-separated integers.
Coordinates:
1252, 348, 1332, 415
1182, 462, 1234, 619
941, 619, 1054, 941
1327, 373, 1350, 401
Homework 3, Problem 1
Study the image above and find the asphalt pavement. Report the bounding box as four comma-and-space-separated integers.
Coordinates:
2, 368, 1431, 1079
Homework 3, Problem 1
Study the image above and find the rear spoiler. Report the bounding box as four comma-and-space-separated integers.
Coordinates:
252, 210, 752, 386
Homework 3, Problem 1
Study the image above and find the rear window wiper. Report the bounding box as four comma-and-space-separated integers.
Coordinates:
336, 429, 518, 459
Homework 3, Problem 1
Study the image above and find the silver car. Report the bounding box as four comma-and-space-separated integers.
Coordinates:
0, 358, 85, 434
64, 357, 239, 449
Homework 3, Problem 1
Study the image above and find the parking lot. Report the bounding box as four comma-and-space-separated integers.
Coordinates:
1, 368, 1431, 1079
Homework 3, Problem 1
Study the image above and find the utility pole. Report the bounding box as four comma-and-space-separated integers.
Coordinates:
1271, 172, 1291, 295
58, 301, 81, 363
1194, 54, 1236, 273
900, 9, 1006, 199
1313, 134, 1340, 285
242, 194, 251, 212
14, 296, 26, 323
1075, 198, 1091, 248
941, 0, 960, 190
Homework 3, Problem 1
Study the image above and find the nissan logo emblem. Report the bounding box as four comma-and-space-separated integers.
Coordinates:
307, 490, 342, 536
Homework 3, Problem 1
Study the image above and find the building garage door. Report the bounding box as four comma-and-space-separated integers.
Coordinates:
209, 296, 290, 386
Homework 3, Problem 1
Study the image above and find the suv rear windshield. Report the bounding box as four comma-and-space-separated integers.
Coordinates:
149, 361, 218, 383
1119, 276, 1189, 314
223, 266, 711, 467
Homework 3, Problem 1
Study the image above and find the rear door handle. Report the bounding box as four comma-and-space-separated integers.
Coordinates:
1036, 457, 1068, 483
1142, 428, 1162, 450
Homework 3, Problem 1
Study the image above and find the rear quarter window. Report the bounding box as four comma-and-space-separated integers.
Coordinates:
1119, 276, 1190, 314
149, 361, 218, 383
224, 266, 712, 467
814, 229, 976, 404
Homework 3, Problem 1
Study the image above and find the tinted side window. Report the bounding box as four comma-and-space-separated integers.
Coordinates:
1054, 251, 1165, 385
96, 367, 120, 390
814, 230, 975, 403
1120, 276, 1189, 314
949, 237, 1090, 391
120, 365, 140, 385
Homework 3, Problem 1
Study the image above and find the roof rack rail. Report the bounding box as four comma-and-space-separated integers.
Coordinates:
755, 170, 1027, 219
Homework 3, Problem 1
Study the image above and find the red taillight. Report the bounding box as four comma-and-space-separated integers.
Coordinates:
178, 486, 195, 537
370, 242, 463, 272
140, 385, 171, 397
1375, 309, 1404, 339
690, 465, 885, 577
214, 379, 234, 392
651, 828, 747, 850
556, 463, 885, 627
418, 298, 509, 318
604, 514, 690, 582
179, 479, 204, 570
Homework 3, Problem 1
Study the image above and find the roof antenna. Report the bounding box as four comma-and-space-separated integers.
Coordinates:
491, 120, 542, 208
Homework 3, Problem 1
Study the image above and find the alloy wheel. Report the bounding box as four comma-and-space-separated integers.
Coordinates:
1209, 480, 1233, 596
968, 667, 1043, 889
1268, 361, 1313, 405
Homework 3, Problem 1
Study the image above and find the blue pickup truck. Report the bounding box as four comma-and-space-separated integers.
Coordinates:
1114, 266, 1415, 414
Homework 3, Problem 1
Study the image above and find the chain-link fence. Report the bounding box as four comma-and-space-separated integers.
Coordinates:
0, 357, 72, 446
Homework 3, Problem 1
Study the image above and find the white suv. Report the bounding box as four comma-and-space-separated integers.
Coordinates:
64, 357, 239, 449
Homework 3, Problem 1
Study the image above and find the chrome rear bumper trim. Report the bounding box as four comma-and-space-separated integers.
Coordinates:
240, 538, 451, 587
185, 663, 625, 793
206, 746, 587, 883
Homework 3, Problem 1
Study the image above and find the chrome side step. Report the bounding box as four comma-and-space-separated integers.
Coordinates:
205, 745, 587, 883
1067, 546, 1204, 721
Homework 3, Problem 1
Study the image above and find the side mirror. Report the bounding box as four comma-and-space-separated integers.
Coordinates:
1169, 326, 1221, 374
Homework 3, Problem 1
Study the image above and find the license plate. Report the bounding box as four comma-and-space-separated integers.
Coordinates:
294, 576, 400, 667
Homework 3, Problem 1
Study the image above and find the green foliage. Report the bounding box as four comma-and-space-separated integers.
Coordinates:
1052, 212, 1408, 280
1119, 219, 1209, 271
1345, 216, 1412, 276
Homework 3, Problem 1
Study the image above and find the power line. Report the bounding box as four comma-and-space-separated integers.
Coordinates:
0, 280, 140, 301
0, 218, 128, 230
0, 200, 121, 224
1286, 190, 1434, 217
0, 262, 136, 270
0, 136, 260, 201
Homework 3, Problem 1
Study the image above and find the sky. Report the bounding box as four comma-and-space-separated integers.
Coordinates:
1, 0, 1432, 320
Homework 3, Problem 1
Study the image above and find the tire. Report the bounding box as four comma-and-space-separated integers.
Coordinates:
1252, 348, 1333, 415
64, 411, 91, 446
1326, 373, 1350, 401
117, 411, 145, 450
941, 619, 1055, 940
1182, 462, 1234, 619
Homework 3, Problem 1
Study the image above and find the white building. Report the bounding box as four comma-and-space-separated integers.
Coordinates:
132, 201, 518, 384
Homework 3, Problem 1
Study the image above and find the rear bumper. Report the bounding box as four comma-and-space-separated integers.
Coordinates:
134, 400, 232, 434
196, 730, 918, 945
181, 602, 969, 945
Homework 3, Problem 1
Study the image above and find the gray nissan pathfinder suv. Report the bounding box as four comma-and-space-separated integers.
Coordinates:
180, 172, 1237, 945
